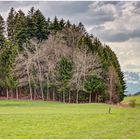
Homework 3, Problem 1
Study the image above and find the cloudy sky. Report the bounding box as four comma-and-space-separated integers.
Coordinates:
0, 1, 140, 73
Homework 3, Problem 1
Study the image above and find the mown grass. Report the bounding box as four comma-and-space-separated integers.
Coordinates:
0, 96, 140, 138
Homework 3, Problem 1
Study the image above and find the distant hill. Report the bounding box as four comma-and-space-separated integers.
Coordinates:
124, 71, 140, 95
134, 92, 140, 96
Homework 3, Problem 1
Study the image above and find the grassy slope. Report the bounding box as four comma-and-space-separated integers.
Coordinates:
0, 97, 140, 138
123, 95, 140, 105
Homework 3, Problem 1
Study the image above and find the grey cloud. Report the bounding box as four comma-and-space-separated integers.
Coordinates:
81, 14, 114, 26
39, 1, 116, 26
80, 1, 118, 26
88, 1, 140, 42
39, 1, 91, 16
90, 26, 140, 42
0, 1, 39, 13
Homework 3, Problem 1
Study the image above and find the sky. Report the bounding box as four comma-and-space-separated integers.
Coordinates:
0, 1, 140, 93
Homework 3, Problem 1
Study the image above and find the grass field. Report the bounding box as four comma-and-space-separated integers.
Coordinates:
0, 96, 140, 138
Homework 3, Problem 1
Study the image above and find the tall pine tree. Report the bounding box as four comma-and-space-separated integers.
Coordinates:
26, 7, 36, 39
0, 14, 5, 47
34, 9, 48, 42
7, 8, 16, 40
14, 10, 28, 49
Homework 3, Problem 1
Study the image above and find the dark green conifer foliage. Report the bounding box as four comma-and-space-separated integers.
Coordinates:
78, 22, 86, 34
0, 40, 18, 89
15, 10, 28, 49
46, 17, 51, 31
0, 14, 5, 47
84, 73, 106, 102
59, 18, 65, 30
58, 57, 73, 103
7, 8, 16, 40
65, 20, 71, 28
26, 7, 36, 39
50, 16, 61, 31
34, 9, 48, 41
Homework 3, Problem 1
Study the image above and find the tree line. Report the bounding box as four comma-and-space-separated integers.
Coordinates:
0, 7, 126, 103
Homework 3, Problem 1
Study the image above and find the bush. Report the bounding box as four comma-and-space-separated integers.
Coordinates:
129, 99, 136, 108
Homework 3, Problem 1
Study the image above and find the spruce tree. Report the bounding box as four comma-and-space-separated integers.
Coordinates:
59, 18, 65, 30
46, 17, 51, 32
84, 73, 106, 103
15, 10, 28, 49
7, 8, 16, 40
49, 16, 61, 31
0, 14, 5, 47
26, 7, 36, 38
0, 40, 18, 95
65, 20, 71, 28
58, 57, 73, 103
78, 22, 86, 34
34, 9, 48, 41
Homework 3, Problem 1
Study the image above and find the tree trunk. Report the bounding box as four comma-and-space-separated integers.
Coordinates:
53, 88, 55, 101
29, 85, 32, 100
6, 88, 9, 100
26, 64, 32, 100
95, 93, 97, 103
63, 92, 65, 103
19, 87, 21, 97
89, 93, 91, 103
40, 82, 44, 100
58, 94, 60, 102
47, 88, 49, 101
33, 88, 37, 100
16, 88, 19, 100
10, 89, 14, 99
109, 67, 113, 103
36, 45, 44, 101
76, 91, 79, 104
69, 91, 71, 103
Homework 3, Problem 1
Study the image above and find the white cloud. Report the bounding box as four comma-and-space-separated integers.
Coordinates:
127, 80, 139, 85
108, 38, 140, 72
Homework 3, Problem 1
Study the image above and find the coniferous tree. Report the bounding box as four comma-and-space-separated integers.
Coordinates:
46, 17, 51, 32
0, 40, 18, 98
0, 14, 5, 47
78, 22, 86, 34
65, 20, 71, 28
58, 57, 73, 103
7, 8, 16, 40
50, 16, 61, 31
26, 7, 36, 39
84, 73, 106, 103
59, 18, 65, 30
15, 10, 28, 49
34, 9, 48, 41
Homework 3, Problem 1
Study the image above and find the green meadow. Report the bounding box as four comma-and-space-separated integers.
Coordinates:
0, 96, 140, 138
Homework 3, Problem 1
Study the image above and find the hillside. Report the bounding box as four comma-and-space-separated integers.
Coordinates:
0, 7, 125, 103
124, 71, 140, 95
134, 92, 140, 96
123, 95, 140, 105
